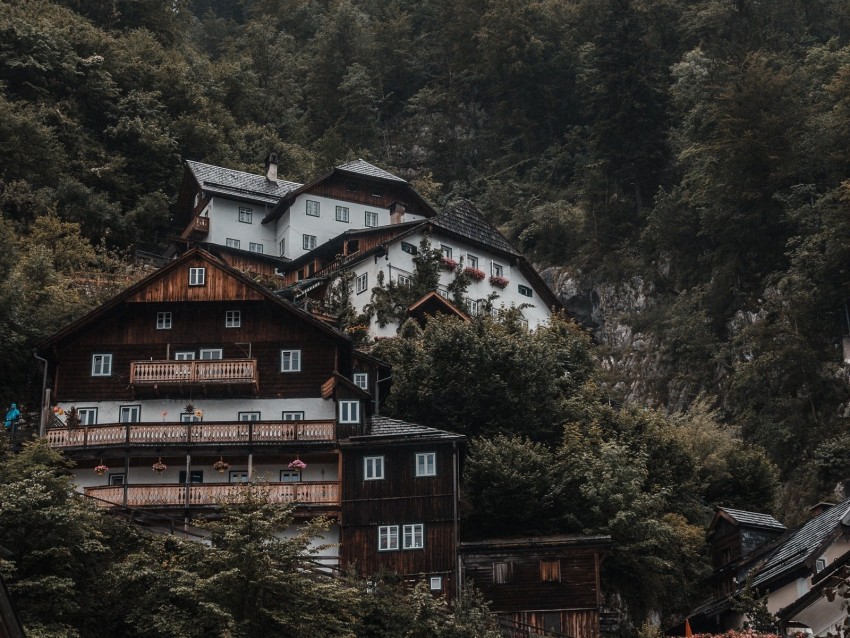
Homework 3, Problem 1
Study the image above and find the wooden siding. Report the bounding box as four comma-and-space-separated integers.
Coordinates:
216, 251, 283, 277
53, 299, 341, 401
306, 177, 427, 217
461, 550, 602, 612
498, 610, 600, 638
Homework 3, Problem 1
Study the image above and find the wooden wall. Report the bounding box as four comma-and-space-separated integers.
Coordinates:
499, 610, 601, 638
308, 176, 431, 218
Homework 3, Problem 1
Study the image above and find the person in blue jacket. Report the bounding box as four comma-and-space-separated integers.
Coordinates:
4, 403, 21, 431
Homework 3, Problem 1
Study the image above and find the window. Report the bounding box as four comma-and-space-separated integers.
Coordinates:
816, 557, 827, 572
119, 405, 141, 423
189, 267, 205, 286
282, 411, 305, 421
226, 238, 241, 249
429, 577, 443, 591
493, 562, 513, 584
364, 456, 384, 480
279, 239, 286, 256
238, 412, 260, 421
200, 349, 223, 360
281, 350, 301, 372
467, 254, 479, 269
306, 200, 320, 217
335, 205, 349, 222
397, 274, 412, 288
179, 470, 204, 484
355, 273, 368, 295
230, 470, 249, 483
540, 560, 561, 582
339, 400, 360, 424
249, 242, 263, 254
280, 470, 301, 482
78, 408, 97, 426
365, 211, 379, 227
225, 310, 241, 328
109, 473, 125, 485
91, 354, 112, 376
181, 412, 201, 422
491, 262, 504, 277
378, 525, 399, 551
518, 284, 533, 298
401, 241, 417, 255
353, 373, 368, 390
174, 351, 195, 360
403, 524, 424, 549
303, 234, 317, 250
415, 453, 436, 477
465, 298, 482, 317
238, 207, 253, 223
156, 312, 172, 330
441, 245, 452, 259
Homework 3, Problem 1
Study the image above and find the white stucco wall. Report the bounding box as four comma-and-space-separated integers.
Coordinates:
205, 197, 278, 255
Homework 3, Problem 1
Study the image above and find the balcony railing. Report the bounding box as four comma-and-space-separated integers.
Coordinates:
179, 215, 209, 239
130, 359, 257, 385
45, 420, 336, 448
85, 481, 340, 508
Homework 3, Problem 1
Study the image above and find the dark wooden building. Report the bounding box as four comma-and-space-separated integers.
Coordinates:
460, 535, 612, 638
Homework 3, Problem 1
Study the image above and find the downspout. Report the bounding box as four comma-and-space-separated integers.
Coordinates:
33, 351, 49, 437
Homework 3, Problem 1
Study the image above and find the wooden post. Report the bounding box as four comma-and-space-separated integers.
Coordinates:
123, 454, 130, 507
248, 453, 253, 480
184, 453, 191, 510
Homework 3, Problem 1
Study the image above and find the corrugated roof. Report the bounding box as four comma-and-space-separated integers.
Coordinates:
718, 507, 786, 531
336, 159, 407, 183
187, 160, 301, 204
750, 498, 850, 588
352, 416, 463, 441
433, 200, 520, 256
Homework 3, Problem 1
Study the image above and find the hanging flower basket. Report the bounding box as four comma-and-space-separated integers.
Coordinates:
440, 257, 459, 270
464, 267, 486, 281
213, 458, 230, 473
152, 459, 167, 474
288, 459, 307, 471
489, 275, 509, 288
94, 463, 109, 476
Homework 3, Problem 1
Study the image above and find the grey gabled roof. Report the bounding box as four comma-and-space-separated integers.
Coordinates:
186, 160, 301, 205
350, 416, 463, 442
750, 498, 850, 588
336, 159, 407, 183
718, 507, 786, 531
433, 200, 520, 256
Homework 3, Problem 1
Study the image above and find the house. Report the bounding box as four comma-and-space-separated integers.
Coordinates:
37, 247, 463, 590
679, 499, 850, 636
172, 157, 561, 337
459, 535, 612, 638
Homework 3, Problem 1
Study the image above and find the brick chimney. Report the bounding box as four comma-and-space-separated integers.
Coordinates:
265, 152, 279, 184
390, 202, 406, 224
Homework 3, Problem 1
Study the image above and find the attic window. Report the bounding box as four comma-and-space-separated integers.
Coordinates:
189, 267, 205, 286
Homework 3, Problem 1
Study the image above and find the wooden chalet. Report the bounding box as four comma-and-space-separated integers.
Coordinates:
460, 535, 612, 638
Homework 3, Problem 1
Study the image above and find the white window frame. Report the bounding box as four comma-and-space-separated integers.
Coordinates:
249, 242, 263, 254
403, 524, 424, 549
364, 456, 384, 480
335, 205, 350, 222
225, 310, 241, 328
282, 411, 305, 421
156, 312, 172, 330
280, 349, 301, 372
306, 200, 320, 217
467, 254, 479, 269
109, 473, 125, 486
91, 354, 112, 376
429, 576, 443, 591
365, 211, 378, 227
378, 525, 399, 551
119, 405, 141, 423
189, 267, 205, 286
279, 239, 285, 256
397, 274, 412, 288
174, 351, 195, 360
238, 206, 253, 223
491, 262, 504, 277
303, 234, 317, 250
339, 400, 360, 424
280, 470, 301, 482
180, 413, 201, 422
226, 238, 241, 249
353, 373, 368, 390
355, 273, 368, 295
238, 412, 260, 421
415, 452, 436, 477
78, 408, 97, 426
200, 348, 223, 360
229, 470, 249, 483
441, 245, 452, 259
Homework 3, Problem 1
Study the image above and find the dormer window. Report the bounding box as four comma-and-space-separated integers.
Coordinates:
189, 267, 205, 286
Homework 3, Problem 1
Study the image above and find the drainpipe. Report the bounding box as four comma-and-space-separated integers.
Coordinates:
33, 351, 49, 437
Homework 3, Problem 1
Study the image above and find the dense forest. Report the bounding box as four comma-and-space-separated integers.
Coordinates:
1, 0, 850, 630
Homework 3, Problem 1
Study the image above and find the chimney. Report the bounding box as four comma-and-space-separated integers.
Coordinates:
265, 152, 279, 184
390, 202, 406, 224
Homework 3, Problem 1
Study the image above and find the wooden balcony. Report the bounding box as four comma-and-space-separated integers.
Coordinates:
179, 215, 209, 240
129, 359, 257, 387
45, 420, 336, 449
85, 481, 340, 508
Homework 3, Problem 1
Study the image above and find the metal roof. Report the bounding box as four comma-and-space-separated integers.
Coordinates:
717, 507, 786, 531
336, 159, 407, 183
186, 160, 301, 205
433, 200, 520, 256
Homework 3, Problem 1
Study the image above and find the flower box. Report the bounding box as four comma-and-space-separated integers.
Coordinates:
489, 275, 509, 288
440, 257, 459, 270
464, 267, 486, 281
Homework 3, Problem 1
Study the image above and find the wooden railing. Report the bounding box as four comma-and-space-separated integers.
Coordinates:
85, 481, 341, 508
180, 215, 209, 239
130, 359, 257, 385
45, 420, 336, 448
